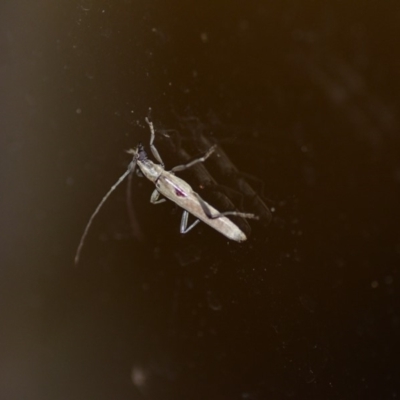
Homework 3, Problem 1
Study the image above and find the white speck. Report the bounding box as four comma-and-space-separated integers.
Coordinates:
131, 366, 147, 388
76, 108, 82, 114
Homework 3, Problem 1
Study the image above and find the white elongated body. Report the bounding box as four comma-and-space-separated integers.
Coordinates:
138, 157, 247, 242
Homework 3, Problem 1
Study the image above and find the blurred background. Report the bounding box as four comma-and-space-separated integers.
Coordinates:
1, 1, 399, 399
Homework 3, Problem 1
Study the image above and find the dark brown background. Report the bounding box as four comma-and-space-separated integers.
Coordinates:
1, 1, 399, 399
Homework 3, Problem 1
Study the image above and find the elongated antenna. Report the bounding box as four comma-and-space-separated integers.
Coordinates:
74, 158, 137, 265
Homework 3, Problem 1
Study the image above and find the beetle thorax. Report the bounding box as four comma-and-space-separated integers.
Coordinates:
137, 159, 163, 182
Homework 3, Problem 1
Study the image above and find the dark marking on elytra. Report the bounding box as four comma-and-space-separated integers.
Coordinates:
175, 188, 186, 197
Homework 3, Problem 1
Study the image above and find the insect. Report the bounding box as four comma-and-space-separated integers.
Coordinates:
74, 118, 258, 265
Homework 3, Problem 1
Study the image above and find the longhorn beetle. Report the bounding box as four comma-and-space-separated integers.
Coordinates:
74, 118, 258, 265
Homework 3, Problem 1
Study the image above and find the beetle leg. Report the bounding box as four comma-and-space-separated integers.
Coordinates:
170, 145, 217, 173
180, 210, 201, 234
150, 189, 166, 204
193, 192, 259, 220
